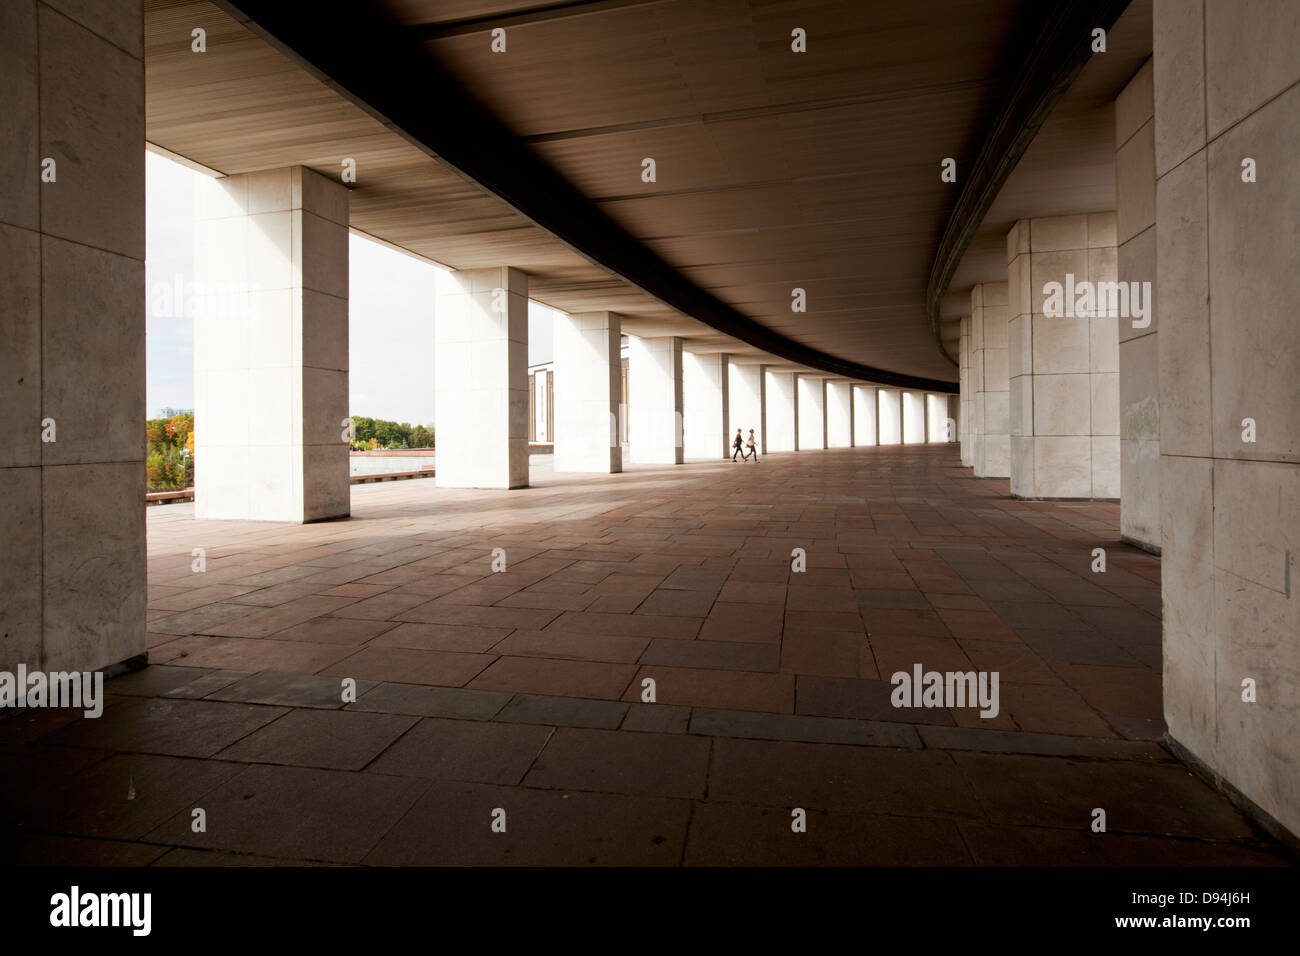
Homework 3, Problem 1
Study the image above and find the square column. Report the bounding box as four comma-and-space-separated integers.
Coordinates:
728, 361, 766, 454
1115, 60, 1160, 549
877, 389, 902, 445
1007, 215, 1120, 499
554, 310, 622, 473
764, 369, 798, 451
826, 381, 854, 447
959, 316, 973, 463
435, 266, 529, 488
195, 166, 350, 522
970, 282, 1010, 476
628, 335, 683, 464
683, 350, 729, 459
796, 375, 827, 450
852, 386, 877, 445
902, 391, 927, 444
2, 1, 146, 674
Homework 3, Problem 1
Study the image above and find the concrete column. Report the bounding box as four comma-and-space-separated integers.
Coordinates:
826, 381, 854, 447
554, 310, 621, 473
852, 386, 877, 445
877, 389, 902, 445
796, 375, 827, 450
434, 266, 529, 488
628, 335, 683, 464
1115, 59, 1160, 551
683, 350, 729, 459
764, 369, 798, 451
959, 316, 973, 464
728, 362, 766, 454
1154, 0, 1300, 840
902, 391, 926, 444
194, 166, 350, 521
1, 1, 145, 674
969, 283, 1010, 476
1006, 215, 1120, 499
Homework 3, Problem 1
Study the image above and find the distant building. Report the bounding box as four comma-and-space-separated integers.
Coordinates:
154, 406, 194, 418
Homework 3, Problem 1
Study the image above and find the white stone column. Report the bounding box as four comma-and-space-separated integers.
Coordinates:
728, 361, 766, 454
195, 166, 350, 522
1006, 215, 1119, 499
683, 350, 729, 459
877, 389, 902, 445
554, 310, 621, 473
1116, 59, 1160, 550
902, 391, 926, 444
970, 282, 1010, 476
628, 335, 683, 464
764, 369, 798, 451
434, 266, 529, 488
852, 386, 877, 445
1154, 0, 1300, 839
826, 381, 854, 447
959, 315, 973, 464
796, 375, 827, 450
1, 1, 146, 674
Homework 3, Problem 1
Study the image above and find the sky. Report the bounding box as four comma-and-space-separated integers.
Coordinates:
145, 149, 555, 423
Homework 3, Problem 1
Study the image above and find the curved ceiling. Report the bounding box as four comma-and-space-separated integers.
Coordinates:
146, 0, 1095, 391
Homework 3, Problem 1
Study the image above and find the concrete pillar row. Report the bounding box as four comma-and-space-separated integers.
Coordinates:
628, 335, 683, 464
764, 370, 798, 451
728, 362, 766, 455
796, 375, 827, 450
2, 0, 147, 674
1006, 214, 1120, 499
195, 165, 351, 521
969, 282, 1010, 476
554, 310, 622, 473
683, 351, 729, 459
434, 266, 529, 489
852, 386, 877, 446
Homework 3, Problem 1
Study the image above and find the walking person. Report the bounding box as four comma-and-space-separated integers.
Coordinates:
745, 428, 759, 462
731, 428, 744, 461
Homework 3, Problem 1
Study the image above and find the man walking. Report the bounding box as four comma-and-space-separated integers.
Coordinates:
732, 428, 745, 461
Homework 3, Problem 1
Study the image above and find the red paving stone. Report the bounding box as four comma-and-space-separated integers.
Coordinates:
5, 447, 1289, 866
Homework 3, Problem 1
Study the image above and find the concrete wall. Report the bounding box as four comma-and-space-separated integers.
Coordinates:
1006, 216, 1120, 499
902, 391, 926, 444
959, 316, 973, 464
194, 166, 351, 521
969, 283, 1009, 476
1, 0, 146, 673
1155, 0, 1300, 838
1117, 59, 1161, 548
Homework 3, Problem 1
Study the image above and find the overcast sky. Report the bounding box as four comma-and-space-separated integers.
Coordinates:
145, 150, 555, 423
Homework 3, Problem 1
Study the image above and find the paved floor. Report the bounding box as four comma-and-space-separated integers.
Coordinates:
2, 445, 1293, 865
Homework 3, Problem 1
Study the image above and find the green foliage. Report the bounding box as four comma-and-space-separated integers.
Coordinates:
145, 413, 194, 491
348, 416, 434, 450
